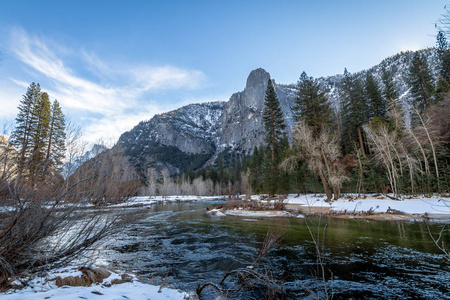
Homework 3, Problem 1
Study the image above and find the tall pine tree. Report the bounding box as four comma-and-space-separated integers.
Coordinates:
436, 30, 450, 83
262, 79, 286, 196
293, 71, 333, 135
11, 82, 41, 177
381, 65, 404, 129
381, 65, 399, 106
407, 52, 435, 115
45, 99, 66, 172
339, 68, 369, 154
29, 91, 51, 182
435, 31, 450, 101
364, 72, 387, 120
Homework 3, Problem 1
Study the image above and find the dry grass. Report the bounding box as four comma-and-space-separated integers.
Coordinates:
55, 267, 111, 287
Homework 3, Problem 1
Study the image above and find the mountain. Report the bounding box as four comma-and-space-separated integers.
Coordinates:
112, 48, 438, 176
62, 143, 107, 178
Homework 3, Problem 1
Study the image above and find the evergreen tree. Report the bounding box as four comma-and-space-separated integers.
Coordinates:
381, 66, 404, 130
249, 146, 264, 193
436, 30, 450, 83
293, 71, 333, 135
339, 68, 369, 154
435, 75, 450, 102
11, 82, 41, 177
45, 99, 66, 172
407, 52, 435, 114
364, 72, 387, 119
262, 79, 286, 195
381, 65, 399, 106
29, 91, 51, 181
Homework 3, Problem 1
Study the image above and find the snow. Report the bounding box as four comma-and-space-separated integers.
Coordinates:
1, 267, 188, 300
206, 208, 226, 217
110, 195, 223, 208
0, 206, 14, 213
285, 194, 450, 215
224, 209, 292, 218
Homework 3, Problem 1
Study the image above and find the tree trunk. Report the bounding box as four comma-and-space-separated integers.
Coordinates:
357, 127, 366, 155
333, 186, 340, 200
318, 170, 332, 201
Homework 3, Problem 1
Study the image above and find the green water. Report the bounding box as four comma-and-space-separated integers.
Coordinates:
101, 201, 450, 299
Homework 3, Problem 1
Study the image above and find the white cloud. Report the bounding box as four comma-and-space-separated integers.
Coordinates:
6, 28, 207, 143
83, 103, 164, 143
131, 66, 206, 91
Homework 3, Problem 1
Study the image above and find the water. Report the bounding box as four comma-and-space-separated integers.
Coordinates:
98, 201, 450, 299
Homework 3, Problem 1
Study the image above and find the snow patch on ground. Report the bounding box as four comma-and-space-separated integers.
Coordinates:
285, 194, 450, 215
224, 209, 293, 218
206, 208, 226, 217
1, 267, 188, 300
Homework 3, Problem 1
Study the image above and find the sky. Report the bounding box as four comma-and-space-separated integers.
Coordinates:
0, 0, 446, 143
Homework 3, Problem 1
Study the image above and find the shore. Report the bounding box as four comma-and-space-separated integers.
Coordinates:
213, 194, 450, 222
1, 266, 194, 300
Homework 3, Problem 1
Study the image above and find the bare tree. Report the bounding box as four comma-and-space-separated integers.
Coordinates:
365, 96, 449, 196
283, 122, 347, 201
144, 168, 158, 196
241, 170, 253, 199
0, 143, 139, 289
160, 168, 171, 199
62, 120, 86, 181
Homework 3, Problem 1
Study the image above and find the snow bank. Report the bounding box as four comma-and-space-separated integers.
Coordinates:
285, 194, 450, 215
206, 208, 226, 217
1, 267, 188, 300
110, 195, 223, 208
225, 209, 292, 218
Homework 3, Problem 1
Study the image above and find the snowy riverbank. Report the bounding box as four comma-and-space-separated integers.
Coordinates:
1, 266, 192, 300
110, 195, 222, 208
284, 193, 450, 215
206, 194, 450, 221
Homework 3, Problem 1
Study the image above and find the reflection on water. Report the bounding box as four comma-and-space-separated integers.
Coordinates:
98, 201, 450, 299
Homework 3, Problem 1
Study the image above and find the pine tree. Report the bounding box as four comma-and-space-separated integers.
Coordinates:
249, 146, 264, 193
293, 71, 333, 135
340, 68, 369, 154
262, 79, 286, 195
407, 52, 435, 114
364, 72, 387, 120
11, 82, 41, 177
436, 30, 450, 83
435, 75, 450, 102
45, 99, 66, 172
381, 66, 404, 130
29, 91, 51, 182
381, 65, 399, 106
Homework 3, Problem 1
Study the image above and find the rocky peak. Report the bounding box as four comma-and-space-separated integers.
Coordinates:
245, 68, 271, 90
239, 68, 271, 112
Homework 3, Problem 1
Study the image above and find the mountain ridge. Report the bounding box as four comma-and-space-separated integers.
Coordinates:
116, 48, 438, 176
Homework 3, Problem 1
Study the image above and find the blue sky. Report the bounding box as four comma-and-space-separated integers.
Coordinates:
0, 0, 446, 143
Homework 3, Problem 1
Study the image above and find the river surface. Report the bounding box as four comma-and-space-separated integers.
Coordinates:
97, 201, 450, 299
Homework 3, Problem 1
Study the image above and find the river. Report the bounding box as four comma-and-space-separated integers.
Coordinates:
96, 201, 450, 299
